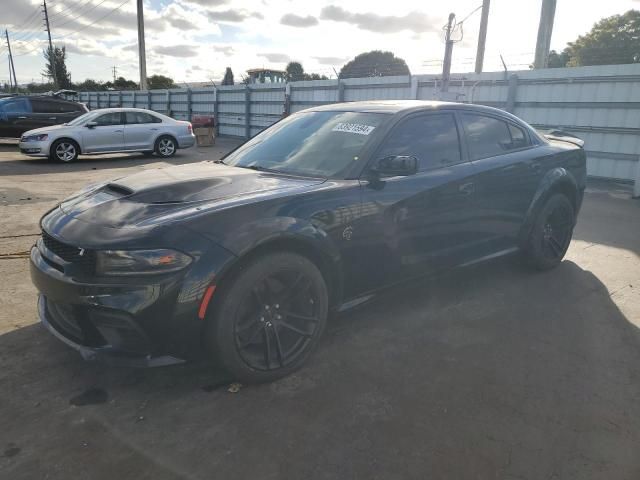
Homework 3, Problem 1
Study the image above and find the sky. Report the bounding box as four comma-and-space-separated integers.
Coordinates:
0, 0, 639, 85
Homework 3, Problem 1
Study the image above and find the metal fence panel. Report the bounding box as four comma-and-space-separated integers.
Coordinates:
72, 64, 640, 183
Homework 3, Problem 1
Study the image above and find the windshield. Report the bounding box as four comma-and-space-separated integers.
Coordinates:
65, 111, 96, 126
223, 111, 388, 178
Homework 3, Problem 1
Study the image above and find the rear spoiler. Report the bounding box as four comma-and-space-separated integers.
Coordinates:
539, 129, 585, 148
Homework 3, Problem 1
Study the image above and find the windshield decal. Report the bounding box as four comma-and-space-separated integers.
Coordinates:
332, 123, 376, 135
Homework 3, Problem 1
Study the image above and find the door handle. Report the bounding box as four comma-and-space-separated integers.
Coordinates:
17, 116, 27, 119
114, 129, 123, 133
459, 182, 475, 195
150, 128, 158, 131
48, 116, 57, 120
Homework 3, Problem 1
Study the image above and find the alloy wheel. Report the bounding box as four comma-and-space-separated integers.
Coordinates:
234, 270, 321, 371
540, 203, 573, 259
55, 142, 76, 162
158, 138, 175, 156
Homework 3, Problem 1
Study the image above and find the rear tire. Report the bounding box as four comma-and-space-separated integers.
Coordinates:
523, 193, 575, 271
207, 252, 329, 383
155, 135, 177, 158
50, 139, 79, 163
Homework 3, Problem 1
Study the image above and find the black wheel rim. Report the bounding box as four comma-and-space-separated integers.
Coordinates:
540, 203, 573, 259
234, 269, 320, 371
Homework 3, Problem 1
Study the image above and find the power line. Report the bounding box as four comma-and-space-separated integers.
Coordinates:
13, 0, 128, 56
52, 0, 110, 30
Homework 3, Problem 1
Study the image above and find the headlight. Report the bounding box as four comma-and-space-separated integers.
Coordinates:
23, 133, 49, 142
96, 249, 192, 276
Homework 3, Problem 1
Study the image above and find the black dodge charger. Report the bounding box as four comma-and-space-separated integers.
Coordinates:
31, 101, 586, 382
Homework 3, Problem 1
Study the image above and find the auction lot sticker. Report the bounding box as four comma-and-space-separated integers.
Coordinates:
332, 123, 376, 135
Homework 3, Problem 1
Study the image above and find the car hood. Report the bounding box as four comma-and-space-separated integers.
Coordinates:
57, 162, 325, 228
23, 124, 76, 137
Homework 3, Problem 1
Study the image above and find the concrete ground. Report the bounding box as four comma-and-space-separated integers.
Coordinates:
0, 141, 639, 480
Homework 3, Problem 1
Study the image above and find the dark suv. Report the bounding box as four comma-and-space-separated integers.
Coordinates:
0, 95, 88, 138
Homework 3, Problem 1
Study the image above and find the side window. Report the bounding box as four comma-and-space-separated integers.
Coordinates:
376, 113, 462, 171
31, 99, 61, 113
508, 123, 529, 149
2, 98, 31, 113
58, 101, 83, 113
94, 112, 123, 126
461, 114, 531, 160
125, 112, 161, 124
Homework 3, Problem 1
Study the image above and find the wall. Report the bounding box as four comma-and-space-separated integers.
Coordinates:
77, 63, 640, 184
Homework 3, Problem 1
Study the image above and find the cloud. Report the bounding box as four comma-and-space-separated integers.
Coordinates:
320, 5, 436, 34
280, 14, 318, 28
154, 45, 200, 57
313, 56, 349, 65
181, 0, 228, 6
64, 43, 106, 57
214, 45, 235, 56
207, 9, 263, 22
167, 16, 199, 30
259, 52, 291, 63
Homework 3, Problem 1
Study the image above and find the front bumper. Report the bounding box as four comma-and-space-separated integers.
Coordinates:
19, 140, 51, 157
30, 243, 211, 367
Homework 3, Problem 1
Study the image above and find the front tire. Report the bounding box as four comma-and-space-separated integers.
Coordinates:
155, 136, 177, 158
207, 252, 329, 383
50, 139, 79, 163
524, 193, 575, 270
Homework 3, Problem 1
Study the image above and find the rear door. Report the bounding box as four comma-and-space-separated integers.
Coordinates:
352, 112, 478, 293
123, 111, 162, 150
29, 98, 67, 129
459, 112, 542, 246
81, 112, 125, 153
0, 97, 32, 137
56, 100, 86, 124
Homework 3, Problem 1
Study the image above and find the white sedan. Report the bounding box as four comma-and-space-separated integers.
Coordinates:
19, 108, 196, 162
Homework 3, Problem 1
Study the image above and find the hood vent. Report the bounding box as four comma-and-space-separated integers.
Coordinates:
104, 183, 134, 197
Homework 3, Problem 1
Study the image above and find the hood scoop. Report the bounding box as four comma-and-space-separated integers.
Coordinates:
104, 183, 134, 197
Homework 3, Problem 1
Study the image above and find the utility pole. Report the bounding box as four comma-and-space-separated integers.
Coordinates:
137, 0, 148, 90
534, 0, 557, 69
42, 0, 58, 89
475, 0, 490, 73
4, 30, 17, 91
441, 13, 455, 93
112, 65, 118, 83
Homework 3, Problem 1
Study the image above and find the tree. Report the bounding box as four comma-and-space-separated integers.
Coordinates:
550, 10, 640, 67
43, 46, 72, 89
222, 67, 234, 85
339, 50, 410, 79
147, 74, 176, 89
285, 61, 305, 81
105, 76, 138, 90
306, 73, 329, 80
547, 50, 570, 68
75, 79, 105, 91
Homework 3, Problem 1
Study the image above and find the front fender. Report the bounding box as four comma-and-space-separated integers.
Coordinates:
518, 167, 579, 247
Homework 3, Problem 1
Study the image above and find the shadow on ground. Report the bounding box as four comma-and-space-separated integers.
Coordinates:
2, 257, 639, 479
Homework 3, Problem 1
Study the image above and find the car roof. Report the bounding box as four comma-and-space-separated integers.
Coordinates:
89, 107, 162, 113
306, 100, 514, 117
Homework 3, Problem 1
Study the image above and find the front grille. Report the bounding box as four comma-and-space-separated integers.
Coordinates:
45, 297, 150, 353
42, 231, 96, 272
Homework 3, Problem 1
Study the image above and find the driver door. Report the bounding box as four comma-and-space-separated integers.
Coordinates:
81, 112, 125, 153
351, 112, 478, 293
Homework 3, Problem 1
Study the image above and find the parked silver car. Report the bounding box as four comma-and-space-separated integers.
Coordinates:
18, 108, 196, 162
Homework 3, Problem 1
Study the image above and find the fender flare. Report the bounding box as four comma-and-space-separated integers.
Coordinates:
216, 217, 345, 307
518, 167, 579, 248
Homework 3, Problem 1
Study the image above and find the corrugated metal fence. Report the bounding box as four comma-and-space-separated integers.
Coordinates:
78, 63, 640, 184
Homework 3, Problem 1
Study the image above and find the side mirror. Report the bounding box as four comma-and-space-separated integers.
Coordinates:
371, 155, 418, 177
85, 121, 97, 128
